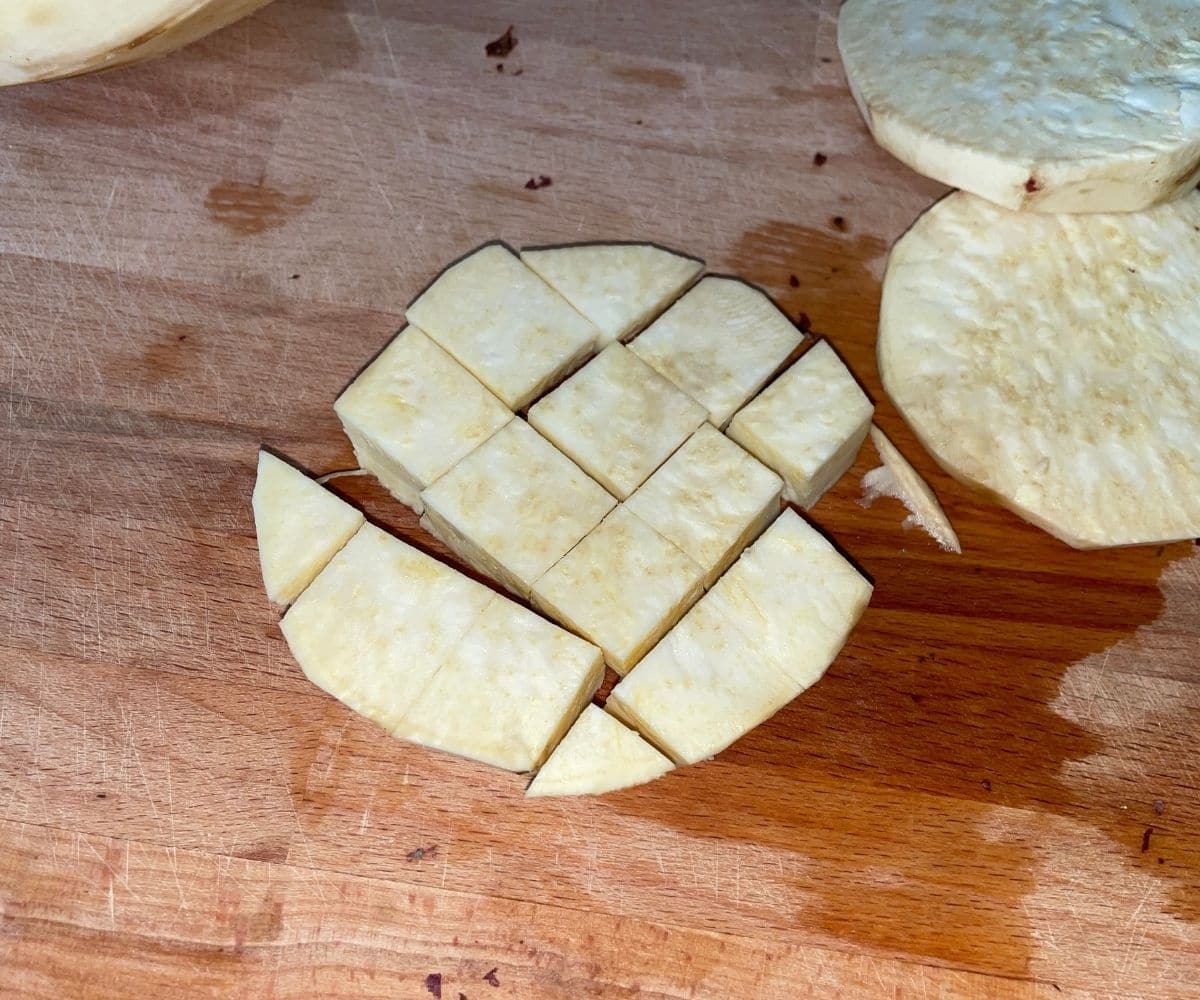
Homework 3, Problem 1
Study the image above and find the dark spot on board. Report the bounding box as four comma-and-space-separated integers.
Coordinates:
831, 215, 847, 232
795, 311, 812, 334
524, 175, 553, 190
495, 63, 504, 72
635, 119, 644, 126
425, 972, 443, 998
1025, 176, 1042, 193
234, 839, 289, 864
820, 56, 834, 63
205, 181, 314, 236
1154, 799, 1165, 816
512, 68, 523, 76
981, 779, 993, 793
789, 274, 800, 287
140, 322, 200, 382
407, 844, 439, 862
460, 994, 468, 1000
290, 273, 300, 280
96, 792, 107, 799
485, 26, 516, 58
813, 152, 827, 166
483, 967, 500, 987
1141, 827, 1154, 853
611, 65, 687, 91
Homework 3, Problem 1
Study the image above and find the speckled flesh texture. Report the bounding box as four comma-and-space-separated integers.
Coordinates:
861, 425, 962, 553
406, 244, 600, 410
532, 506, 707, 675
705, 509, 873, 691
0, 0, 274, 86
528, 342, 707, 500
727, 339, 873, 509
605, 586, 802, 766
838, 0, 1200, 213
630, 276, 804, 427
251, 450, 363, 605
879, 190, 1200, 548
608, 510, 871, 764
418, 419, 616, 599
521, 243, 703, 347
623, 424, 783, 587
403, 597, 604, 773
280, 523, 496, 736
527, 705, 673, 798
281, 524, 602, 772
334, 327, 512, 514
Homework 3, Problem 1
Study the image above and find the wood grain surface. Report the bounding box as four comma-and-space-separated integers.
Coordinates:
1, 2, 1197, 997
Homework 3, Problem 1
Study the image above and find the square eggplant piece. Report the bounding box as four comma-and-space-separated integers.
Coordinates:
532, 506, 706, 675
727, 339, 873, 509
623, 424, 782, 587
419, 419, 616, 599
528, 343, 707, 500
629, 276, 804, 427
407, 244, 599, 410
605, 591, 800, 766
403, 596, 604, 773
334, 326, 512, 513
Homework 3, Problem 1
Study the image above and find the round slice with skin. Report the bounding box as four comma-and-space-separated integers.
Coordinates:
838, 0, 1200, 213
1, 1, 274, 86
879, 190, 1200, 549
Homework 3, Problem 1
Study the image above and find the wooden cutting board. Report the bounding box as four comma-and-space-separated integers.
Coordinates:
1, 2, 1197, 997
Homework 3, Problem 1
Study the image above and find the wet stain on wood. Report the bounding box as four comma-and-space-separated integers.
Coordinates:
611, 66, 686, 91
205, 181, 314, 236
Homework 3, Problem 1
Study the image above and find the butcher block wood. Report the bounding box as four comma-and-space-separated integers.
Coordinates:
1, 2, 1197, 997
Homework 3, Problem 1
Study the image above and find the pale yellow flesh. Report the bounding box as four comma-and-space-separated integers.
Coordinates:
403, 598, 603, 773
407, 245, 599, 411
419, 420, 615, 600
879, 190, 1200, 548
862, 425, 961, 553
606, 590, 801, 766
521, 244, 703, 347
279, 524, 495, 736
527, 705, 673, 798
727, 340, 873, 509
334, 326, 512, 515
251, 450, 363, 606
705, 508, 873, 691
1, 0, 274, 86
624, 424, 782, 588
527, 342, 707, 500
630, 276, 804, 427
532, 506, 706, 675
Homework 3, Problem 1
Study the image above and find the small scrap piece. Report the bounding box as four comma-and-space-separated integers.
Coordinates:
630, 276, 803, 427
419, 420, 616, 599
521, 242, 702, 347
727, 339, 873, 509
526, 705, 673, 797
333, 326, 512, 513
252, 450, 364, 605
532, 506, 706, 675
861, 425, 961, 553
624, 424, 782, 587
404, 597, 603, 772
406, 245, 599, 410
528, 342, 707, 500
